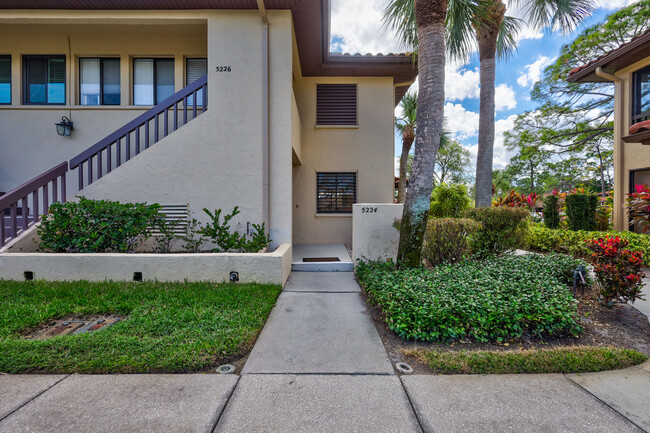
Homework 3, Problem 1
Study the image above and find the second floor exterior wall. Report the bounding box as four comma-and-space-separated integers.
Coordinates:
611, 56, 650, 232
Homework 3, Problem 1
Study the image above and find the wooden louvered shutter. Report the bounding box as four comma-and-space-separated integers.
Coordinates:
316, 172, 357, 214
316, 84, 357, 126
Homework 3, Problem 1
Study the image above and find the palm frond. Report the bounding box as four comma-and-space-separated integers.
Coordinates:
396, 91, 418, 132
446, 0, 479, 61
496, 15, 523, 60
382, 0, 418, 51
510, 0, 595, 34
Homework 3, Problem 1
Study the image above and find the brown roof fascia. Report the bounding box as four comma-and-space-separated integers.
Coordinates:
568, 30, 650, 83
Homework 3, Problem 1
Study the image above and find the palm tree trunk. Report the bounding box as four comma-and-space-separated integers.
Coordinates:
397, 137, 414, 203
475, 55, 496, 206
474, 0, 504, 207
397, 0, 447, 268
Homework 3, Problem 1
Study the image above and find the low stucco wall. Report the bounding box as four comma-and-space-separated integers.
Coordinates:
0, 244, 292, 285
352, 203, 402, 265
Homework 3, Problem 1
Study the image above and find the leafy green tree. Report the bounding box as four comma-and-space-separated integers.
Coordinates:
434, 139, 472, 185
506, 1, 650, 195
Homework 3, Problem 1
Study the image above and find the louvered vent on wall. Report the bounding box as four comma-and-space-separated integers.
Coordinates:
316, 172, 357, 214
152, 204, 190, 235
316, 84, 357, 126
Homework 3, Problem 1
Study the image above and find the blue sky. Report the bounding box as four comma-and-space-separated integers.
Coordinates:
328, 0, 636, 174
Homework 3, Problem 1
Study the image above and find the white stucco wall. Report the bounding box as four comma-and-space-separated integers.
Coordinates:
0, 244, 292, 285
352, 203, 402, 265
3, 11, 294, 248
292, 77, 396, 244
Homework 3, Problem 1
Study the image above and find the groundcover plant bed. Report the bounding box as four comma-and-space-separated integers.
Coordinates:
0, 280, 282, 373
356, 254, 588, 342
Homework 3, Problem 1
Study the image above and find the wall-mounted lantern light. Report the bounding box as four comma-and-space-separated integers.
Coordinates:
55, 116, 73, 136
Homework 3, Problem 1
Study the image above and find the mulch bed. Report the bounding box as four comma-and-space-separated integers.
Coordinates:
360, 278, 650, 375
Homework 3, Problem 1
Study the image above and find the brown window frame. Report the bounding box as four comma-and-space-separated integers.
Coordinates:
632, 65, 650, 125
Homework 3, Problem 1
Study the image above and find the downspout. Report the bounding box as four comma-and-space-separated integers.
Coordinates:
595, 67, 623, 229
257, 0, 270, 231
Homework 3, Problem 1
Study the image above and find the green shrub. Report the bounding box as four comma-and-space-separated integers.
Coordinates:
565, 193, 598, 231
422, 218, 481, 265
199, 207, 271, 253
430, 183, 472, 218
464, 207, 529, 257
525, 224, 650, 265
356, 254, 585, 342
38, 197, 161, 253
543, 195, 560, 229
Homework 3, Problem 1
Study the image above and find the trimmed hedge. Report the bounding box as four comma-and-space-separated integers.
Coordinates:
525, 224, 650, 265
565, 194, 598, 231
465, 207, 529, 257
543, 195, 560, 229
430, 183, 472, 218
423, 218, 481, 265
356, 254, 586, 342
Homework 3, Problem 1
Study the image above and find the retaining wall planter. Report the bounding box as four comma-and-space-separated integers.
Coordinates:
0, 244, 292, 285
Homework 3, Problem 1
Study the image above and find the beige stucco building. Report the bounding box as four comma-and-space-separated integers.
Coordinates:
0, 1, 417, 251
569, 30, 650, 232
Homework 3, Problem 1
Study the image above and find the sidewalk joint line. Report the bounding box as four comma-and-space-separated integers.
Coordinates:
563, 374, 647, 433
282, 290, 361, 293
0, 374, 71, 424
241, 372, 394, 376
398, 376, 427, 433
207, 375, 241, 433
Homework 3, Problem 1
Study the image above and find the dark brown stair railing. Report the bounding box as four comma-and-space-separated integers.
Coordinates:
70, 74, 207, 190
0, 161, 68, 248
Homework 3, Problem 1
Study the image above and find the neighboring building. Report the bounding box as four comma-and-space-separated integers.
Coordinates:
568, 30, 650, 232
0, 0, 417, 248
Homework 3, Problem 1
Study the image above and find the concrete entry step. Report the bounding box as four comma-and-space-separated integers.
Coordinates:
291, 243, 353, 272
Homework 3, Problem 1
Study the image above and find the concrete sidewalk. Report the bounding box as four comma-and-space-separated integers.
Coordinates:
1, 271, 649, 432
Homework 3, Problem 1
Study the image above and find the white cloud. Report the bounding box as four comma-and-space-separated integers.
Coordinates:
444, 103, 480, 140
495, 84, 517, 111
445, 59, 481, 101
595, 0, 637, 10
465, 114, 518, 171
517, 55, 555, 88
330, 0, 402, 54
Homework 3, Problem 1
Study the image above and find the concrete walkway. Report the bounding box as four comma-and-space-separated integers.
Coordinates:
1, 271, 649, 432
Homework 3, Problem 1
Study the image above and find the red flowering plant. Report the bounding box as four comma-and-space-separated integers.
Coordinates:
493, 190, 539, 211
625, 184, 650, 232
586, 236, 645, 307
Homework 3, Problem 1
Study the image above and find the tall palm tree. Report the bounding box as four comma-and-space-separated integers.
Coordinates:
386, 0, 595, 208
396, 92, 418, 203
385, 0, 449, 268
450, 0, 594, 206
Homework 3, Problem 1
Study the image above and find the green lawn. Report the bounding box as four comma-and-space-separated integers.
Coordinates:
409, 346, 648, 374
0, 280, 282, 373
